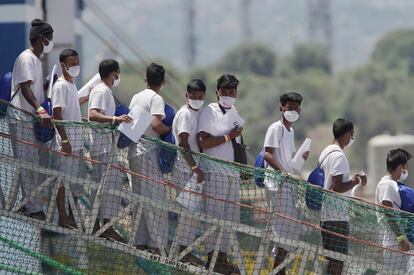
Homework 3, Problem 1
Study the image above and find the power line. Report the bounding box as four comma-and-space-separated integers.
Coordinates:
84, 0, 150, 65
83, 0, 185, 106
80, 18, 144, 76
81, 17, 183, 107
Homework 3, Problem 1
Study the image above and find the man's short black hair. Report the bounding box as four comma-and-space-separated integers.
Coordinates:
187, 79, 206, 93
387, 148, 412, 172
333, 118, 354, 139
217, 74, 239, 90
280, 92, 303, 106
99, 59, 119, 80
59, 49, 79, 63
146, 63, 165, 87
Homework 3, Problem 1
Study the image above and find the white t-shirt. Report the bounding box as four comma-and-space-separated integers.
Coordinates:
127, 88, 165, 158
375, 175, 402, 249
319, 144, 351, 221
172, 105, 200, 153
50, 76, 83, 151
263, 120, 295, 174
10, 49, 44, 114
88, 82, 116, 156
88, 82, 116, 118
197, 103, 238, 162
172, 105, 201, 172
129, 88, 165, 138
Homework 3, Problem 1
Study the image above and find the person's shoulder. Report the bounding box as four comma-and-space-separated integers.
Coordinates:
208, 102, 219, 110
175, 106, 195, 123
152, 92, 164, 103
267, 120, 283, 131
130, 90, 142, 101
91, 83, 110, 94
136, 89, 162, 100
176, 105, 191, 116
200, 103, 215, 116
15, 50, 37, 65
378, 176, 398, 188
325, 144, 343, 154
52, 78, 67, 90
18, 49, 35, 59
320, 144, 343, 159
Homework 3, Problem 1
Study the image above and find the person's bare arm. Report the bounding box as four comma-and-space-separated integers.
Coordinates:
79, 96, 89, 105
53, 107, 71, 155
263, 147, 285, 171
151, 114, 170, 135
197, 127, 243, 149
89, 108, 132, 124
179, 132, 204, 183
331, 174, 367, 193
382, 200, 410, 252
20, 81, 52, 127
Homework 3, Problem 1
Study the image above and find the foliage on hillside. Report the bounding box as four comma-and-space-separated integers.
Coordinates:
114, 29, 414, 170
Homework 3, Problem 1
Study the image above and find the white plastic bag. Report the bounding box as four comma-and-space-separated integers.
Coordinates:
176, 174, 204, 211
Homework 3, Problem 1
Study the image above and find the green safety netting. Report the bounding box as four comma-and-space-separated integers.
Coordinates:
0, 100, 413, 275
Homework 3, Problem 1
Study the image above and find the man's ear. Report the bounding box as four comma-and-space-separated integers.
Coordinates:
144, 78, 147, 85
279, 106, 283, 112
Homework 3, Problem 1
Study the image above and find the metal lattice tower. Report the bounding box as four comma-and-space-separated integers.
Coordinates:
184, 0, 196, 67
307, 0, 332, 53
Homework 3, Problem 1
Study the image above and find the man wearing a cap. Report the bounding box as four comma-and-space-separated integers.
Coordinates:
9, 18, 54, 220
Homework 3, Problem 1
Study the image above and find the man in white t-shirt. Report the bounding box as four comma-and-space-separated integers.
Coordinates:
262, 92, 309, 274
171, 79, 206, 265
319, 118, 366, 275
9, 19, 54, 220
128, 63, 171, 255
197, 74, 243, 274
375, 148, 412, 273
50, 49, 88, 228
88, 59, 132, 242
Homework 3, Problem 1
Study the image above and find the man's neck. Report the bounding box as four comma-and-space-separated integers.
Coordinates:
281, 117, 292, 130
30, 46, 42, 59
187, 103, 198, 112
62, 72, 74, 83
333, 139, 344, 149
218, 103, 230, 114
103, 78, 113, 89
388, 172, 400, 182
148, 86, 160, 93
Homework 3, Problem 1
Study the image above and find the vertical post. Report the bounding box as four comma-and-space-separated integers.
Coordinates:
240, 0, 252, 41
184, 0, 196, 68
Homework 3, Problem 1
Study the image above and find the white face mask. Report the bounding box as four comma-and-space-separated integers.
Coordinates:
66, 65, 80, 78
399, 169, 409, 182
219, 96, 235, 109
42, 38, 54, 54
346, 136, 355, 148
283, 110, 300, 123
188, 99, 204, 110
113, 74, 121, 87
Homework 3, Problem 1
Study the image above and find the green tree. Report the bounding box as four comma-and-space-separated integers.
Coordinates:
371, 29, 414, 72
288, 44, 331, 74
216, 43, 277, 76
